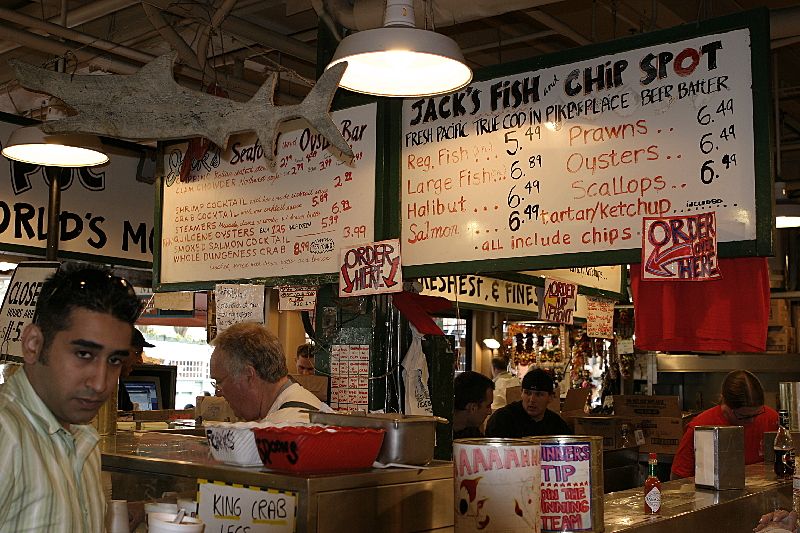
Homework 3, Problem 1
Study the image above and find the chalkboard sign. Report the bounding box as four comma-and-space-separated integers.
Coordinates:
400, 10, 771, 277
156, 102, 378, 290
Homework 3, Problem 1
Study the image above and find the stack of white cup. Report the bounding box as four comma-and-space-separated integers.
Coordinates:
147, 512, 205, 532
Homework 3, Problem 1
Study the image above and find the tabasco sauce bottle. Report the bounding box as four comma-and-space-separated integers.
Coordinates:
644, 453, 661, 514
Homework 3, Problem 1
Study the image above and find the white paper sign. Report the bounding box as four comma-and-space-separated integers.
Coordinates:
198, 479, 297, 533
153, 292, 194, 311
539, 278, 578, 324
215, 284, 265, 332
277, 286, 317, 312
0, 262, 58, 357
585, 296, 614, 339
540, 442, 594, 532
338, 238, 402, 297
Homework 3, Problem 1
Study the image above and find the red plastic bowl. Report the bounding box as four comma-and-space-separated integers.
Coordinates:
252, 426, 386, 473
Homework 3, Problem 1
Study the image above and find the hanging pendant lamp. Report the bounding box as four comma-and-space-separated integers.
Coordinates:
326, 0, 472, 97
2, 125, 108, 167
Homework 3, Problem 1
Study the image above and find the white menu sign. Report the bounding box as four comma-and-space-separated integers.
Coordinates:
401, 29, 756, 268
159, 103, 377, 285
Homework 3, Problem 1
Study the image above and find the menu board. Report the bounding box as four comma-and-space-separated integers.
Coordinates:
158, 103, 377, 287
401, 17, 770, 274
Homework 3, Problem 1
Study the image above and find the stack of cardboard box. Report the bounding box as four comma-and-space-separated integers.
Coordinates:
767, 299, 796, 353
573, 395, 687, 453
613, 395, 685, 454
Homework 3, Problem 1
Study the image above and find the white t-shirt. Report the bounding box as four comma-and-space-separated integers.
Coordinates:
262, 382, 333, 424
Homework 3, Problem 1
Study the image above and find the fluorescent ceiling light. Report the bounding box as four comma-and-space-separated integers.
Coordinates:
2, 125, 108, 167
776, 216, 800, 228
776, 204, 800, 228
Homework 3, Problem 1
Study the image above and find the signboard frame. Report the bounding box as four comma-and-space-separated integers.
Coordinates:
0, 111, 154, 269
394, 9, 773, 278
153, 94, 389, 292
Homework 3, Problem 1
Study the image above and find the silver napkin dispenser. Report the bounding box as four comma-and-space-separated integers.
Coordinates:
694, 425, 745, 490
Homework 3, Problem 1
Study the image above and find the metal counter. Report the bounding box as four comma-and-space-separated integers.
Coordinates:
100, 431, 454, 533
602, 463, 792, 532
102, 433, 791, 533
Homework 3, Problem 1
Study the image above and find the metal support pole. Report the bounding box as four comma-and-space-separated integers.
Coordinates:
44, 167, 63, 261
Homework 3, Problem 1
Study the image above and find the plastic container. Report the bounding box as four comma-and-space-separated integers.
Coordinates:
308, 411, 446, 465
252, 425, 385, 472
147, 512, 204, 533
204, 422, 263, 466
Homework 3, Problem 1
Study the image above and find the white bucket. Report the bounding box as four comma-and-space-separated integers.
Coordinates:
454, 438, 542, 533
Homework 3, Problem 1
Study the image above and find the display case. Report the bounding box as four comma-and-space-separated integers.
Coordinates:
100, 432, 454, 533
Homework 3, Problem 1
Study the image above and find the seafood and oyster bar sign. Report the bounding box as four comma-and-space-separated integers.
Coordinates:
159, 103, 376, 286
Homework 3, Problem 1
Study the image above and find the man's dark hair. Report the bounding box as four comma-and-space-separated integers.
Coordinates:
454, 371, 494, 411
491, 356, 508, 372
34, 262, 142, 360
296, 343, 314, 360
720, 369, 765, 409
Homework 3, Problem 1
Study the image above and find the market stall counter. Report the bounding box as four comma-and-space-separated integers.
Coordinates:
100, 432, 454, 533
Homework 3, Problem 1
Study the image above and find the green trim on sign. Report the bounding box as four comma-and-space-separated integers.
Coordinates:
0, 241, 152, 269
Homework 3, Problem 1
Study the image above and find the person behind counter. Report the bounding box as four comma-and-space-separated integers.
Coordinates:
453, 371, 495, 439
671, 369, 778, 480
210, 322, 331, 424
0, 263, 142, 532
491, 355, 520, 410
295, 343, 315, 375
484, 369, 572, 438
118, 329, 154, 410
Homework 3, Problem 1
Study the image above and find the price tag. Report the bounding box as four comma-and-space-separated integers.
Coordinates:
277, 286, 317, 312
197, 479, 297, 533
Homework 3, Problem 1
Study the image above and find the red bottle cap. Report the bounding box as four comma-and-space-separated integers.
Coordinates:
649, 452, 657, 459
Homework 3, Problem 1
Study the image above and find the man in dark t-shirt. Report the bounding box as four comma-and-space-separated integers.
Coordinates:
485, 369, 571, 438
453, 371, 494, 440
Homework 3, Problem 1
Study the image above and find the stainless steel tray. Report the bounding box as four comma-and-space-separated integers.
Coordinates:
308, 411, 447, 466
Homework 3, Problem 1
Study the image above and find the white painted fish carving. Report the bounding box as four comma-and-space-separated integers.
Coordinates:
8, 52, 354, 160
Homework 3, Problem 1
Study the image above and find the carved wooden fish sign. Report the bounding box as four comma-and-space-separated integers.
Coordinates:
8, 52, 354, 161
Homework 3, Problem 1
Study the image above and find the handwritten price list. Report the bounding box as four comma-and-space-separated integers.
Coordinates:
160, 103, 376, 285
401, 28, 757, 268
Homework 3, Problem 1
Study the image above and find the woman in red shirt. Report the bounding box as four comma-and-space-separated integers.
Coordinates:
671, 369, 779, 479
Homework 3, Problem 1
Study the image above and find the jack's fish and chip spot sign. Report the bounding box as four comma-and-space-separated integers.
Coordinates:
400, 11, 772, 277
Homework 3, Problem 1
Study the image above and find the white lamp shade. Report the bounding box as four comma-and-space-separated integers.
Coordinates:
327, 27, 473, 97
483, 338, 501, 350
2, 125, 108, 167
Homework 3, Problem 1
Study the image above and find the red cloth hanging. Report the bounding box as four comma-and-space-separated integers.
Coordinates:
631, 257, 769, 352
392, 291, 452, 335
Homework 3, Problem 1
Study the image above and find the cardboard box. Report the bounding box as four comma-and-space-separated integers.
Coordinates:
770, 299, 792, 326
619, 416, 684, 454
767, 326, 796, 353
195, 396, 241, 423
612, 395, 681, 417
291, 374, 330, 402
559, 388, 591, 431
573, 416, 623, 449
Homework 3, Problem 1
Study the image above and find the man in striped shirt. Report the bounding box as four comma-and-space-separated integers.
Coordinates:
0, 264, 142, 533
